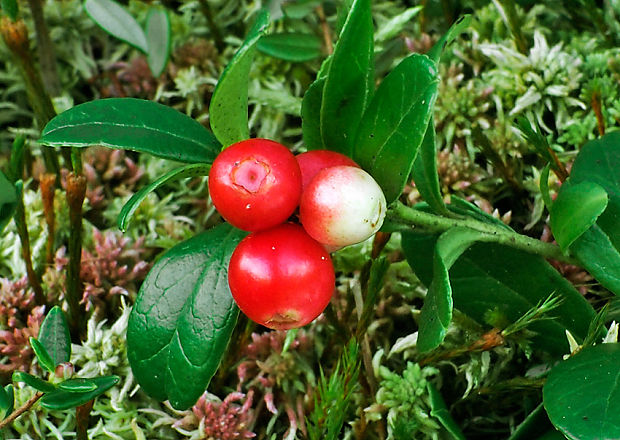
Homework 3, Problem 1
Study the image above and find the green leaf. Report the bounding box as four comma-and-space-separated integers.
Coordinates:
402, 229, 594, 356
12, 371, 56, 393
543, 343, 620, 440
411, 120, 450, 215
257, 33, 322, 62
550, 181, 608, 251
38, 306, 71, 367
571, 225, 620, 295
301, 77, 326, 149
427, 383, 465, 440
320, 0, 374, 157
282, 0, 321, 19
1, 0, 18, 21
39, 98, 220, 164
145, 7, 171, 77
508, 404, 554, 440
118, 163, 210, 232
565, 132, 620, 295
127, 224, 246, 410
8, 136, 26, 183
40, 375, 119, 410
417, 227, 488, 352
354, 54, 438, 203
209, 9, 269, 146
374, 6, 423, 43
426, 15, 472, 63
84, 0, 148, 52
58, 378, 98, 393
29, 337, 55, 373
0, 385, 13, 420
0, 171, 17, 233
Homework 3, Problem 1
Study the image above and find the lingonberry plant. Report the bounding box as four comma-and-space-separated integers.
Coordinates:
0, 0, 617, 438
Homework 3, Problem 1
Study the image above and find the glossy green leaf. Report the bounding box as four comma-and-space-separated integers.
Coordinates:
417, 227, 488, 352
0, 385, 14, 419
39, 98, 220, 163
402, 230, 594, 356
210, 10, 269, 146
118, 163, 210, 232
565, 132, 620, 294
145, 7, 171, 77
508, 404, 553, 440
427, 383, 465, 440
411, 120, 450, 215
571, 225, 620, 295
38, 306, 71, 367
354, 54, 438, 203
84, 0, 148, 52
0, 171, 17, 233
127, 224, 246, 410
550, 181, 608, 251
40, 375, 119, 410
58, 378, 98, 393
1, 0, 19, 21
29, 337, 55, 373
301, 77, 326, 149
321, 0, 374, 156
257, 33, 322, 62
543, 343, 620, 439
12, 371, 55, 393
426, 15, 472, 63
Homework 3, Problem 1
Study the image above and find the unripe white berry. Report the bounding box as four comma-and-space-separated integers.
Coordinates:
300, 166, 387, 247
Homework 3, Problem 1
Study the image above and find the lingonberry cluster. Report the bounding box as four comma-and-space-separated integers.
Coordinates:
208, 139, 386, 329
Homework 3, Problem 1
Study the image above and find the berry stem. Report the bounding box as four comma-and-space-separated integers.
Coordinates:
387, 201, 575, 264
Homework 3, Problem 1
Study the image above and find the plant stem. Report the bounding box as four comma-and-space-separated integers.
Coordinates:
0, 392, 43, 430
0, 17, 59, 174
40, 173, 56, 265
65, 173, 87, 339
591, 90, 605, 136
26, 0, 61, 96
75, 400, 94, 440
198, 0, 224, 53
14, 191, 45, 306
387, 201, 575, 264
316, 5, 333, 55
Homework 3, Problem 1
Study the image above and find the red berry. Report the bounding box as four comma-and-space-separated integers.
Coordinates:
228, 223, 335, 330
208, 139, 302, 231
296, 150, 359, 192
300, 166, 387, 247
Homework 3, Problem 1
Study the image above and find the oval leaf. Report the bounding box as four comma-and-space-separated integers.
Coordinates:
566, 132, 620, 294
40, 375, 119, 410
38, 306, 71, 367
301, 77, 326, 150
58, 378, 98, 393
0, 385, 14, 419
12, 371, 56, 393
543, 343, 620, 440
209, 10, 269, 146
417, 227, 488, 352
119, 163, 210, 232
127, 224, 246, 410
402, 204, 594, 356
0, 171, 17, 233
550, 181, 608, 251
354, 54, 438, 203
257, 33, 322, 62
412, 120, 451, 216
321, 0, 374, 157
427, 383, 465, 440
146, 7, 171, 77
84, 0, 148, 52
39, 98, 220, 164
29, 337, 55, 373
